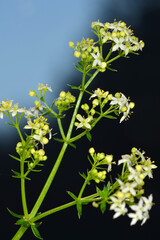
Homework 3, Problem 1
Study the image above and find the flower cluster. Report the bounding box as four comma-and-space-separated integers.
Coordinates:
88, 147, 115, 183
55, 91, 76, 113
92, 20, 145, 55
24, 116, 52, 146
110, 92, 135, 122
69, 20, 144, 72
109, 148, 157, 225
0, 100, 25, 119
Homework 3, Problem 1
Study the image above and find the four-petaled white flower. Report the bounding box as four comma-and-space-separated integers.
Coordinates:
76, 114, 92, 129
112, 37, 126, 52
91, 51, 102, 67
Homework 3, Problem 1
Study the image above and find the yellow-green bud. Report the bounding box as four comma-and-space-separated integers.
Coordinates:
43, 124, 49, 131
101, 62, 107, 69
92, 99, 99, 107
115, 92, 121, 98
105, 155, 113, 164
38, 149, 45, 156
60, 91, 66, 98
74, 51, 81, 58
41, 137, 49, 145
29, 162, 34, 168
116, 191, 124, 199
120, 31, 126, 37
29, 90, 36, 97
111, 31, 117, 38
90, 108, 95, 115
129, 102, 135, 109
34, 100, 41, 107
93, 46, 99, 53
131, 147, 137, 154
89, 147, 95, 155
69, 41, 74, 48
139, 40, 145, 48
121, 106, 127, 112
107, 94, 113, 100
135, 165, 143, 172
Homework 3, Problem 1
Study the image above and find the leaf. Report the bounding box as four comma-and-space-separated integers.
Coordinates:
67, 191, 77, 200
79, 172, 87, 180
76, 201, 82, 219
68, 142, 76, 149
106, 65, 117, 72
31, 224, 43, 240
7, 208, 23, 219
100, 201, 106, 214
7, 123, 15, 127
86, 131, 92, 142
11, 170, 31, 180
9, 154, 21, 161
67, 84, 81, 90
104, 115, 117, 119
74, 64, 85, 73
53, 138, 64, 143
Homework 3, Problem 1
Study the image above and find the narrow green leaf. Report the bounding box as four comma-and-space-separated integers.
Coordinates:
104, 115, 117, 119
53, 138, 64, 143
74, 64, 85, 73
9, 154, 21, 161
68, 142, 76, 149
106, 65, 117, 72
7, 123, 15, 127
79, 172, 87, 180
7, 208, 23, 219
76, 201, 82, 219
86, 131, 92, 142
67, 191, 77, 200
100, 201, 106, 214
31, 224, 43, 240
67, 84, 81, 90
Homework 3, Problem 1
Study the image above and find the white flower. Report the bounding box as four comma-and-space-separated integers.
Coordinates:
118, 154, 133, 166
112, 37, 126, 52
91, 51, 102, 67
110, 93, 128, 108
128, 166, 142, 184
142, 195, 153, 211
128, 196, 153, 225
143, 158, 157, 178
110, 196, 124, 210
89, 88, 109, 99
117, 179, 137, 196
76, 114, 92, 129
91, 21, 104, 28
10, 103, 25, 117
38, 83, 52, 92
113, 203, 128, 219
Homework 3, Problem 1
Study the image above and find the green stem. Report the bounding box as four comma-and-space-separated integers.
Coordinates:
106, 54, 121, 65
84, 70, 99, 89
29, 141, 68, 218
20, 157, 29, 218
29, 72, 89, 219
31, 193, 100, 223
57, 118, 66, 140
12, 226, 28, 240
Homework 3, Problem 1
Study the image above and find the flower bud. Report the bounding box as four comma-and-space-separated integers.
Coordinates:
74, 51, 81, 58
29, 90, 36, 97
69, 41, 74, 48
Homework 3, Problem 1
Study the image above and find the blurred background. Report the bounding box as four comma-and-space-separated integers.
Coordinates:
0, 0, 160, 239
